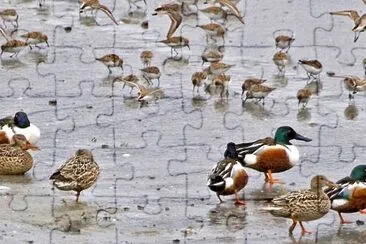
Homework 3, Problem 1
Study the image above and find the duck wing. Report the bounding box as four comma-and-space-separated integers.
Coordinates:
235, 137, 275, 163
207, 158, 236, 192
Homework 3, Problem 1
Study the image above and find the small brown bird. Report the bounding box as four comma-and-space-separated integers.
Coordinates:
201, 48, 224, 64
129, 83, 164, 107
330, 10, 366, 42
241, 78, 266, 96
191, 71, 208, 93
203, 0, 244, 24
0, 9, 18, 28
273, 51, 288, 75
159, 36, 190, 57
0, 134, 39, 175
1, 39, 28, 58
140, 50, 153, 67
20, 32, 49, 49
50, 149, 100, 202
152, 6, 182, 39
213, 73, 231, 97
328, 73, 366, 100
197, 23, 225, 41
140, 66, 161, 86
96, 54, 123, 74
113, 75, 139, 94
275, 35, 295, 52
243, 84, 275, 105
79, 0, 119, 25
297, 88, 312, 108
200, 6, 227, 23
298, 59, 322, 80
208, 62, 234, 75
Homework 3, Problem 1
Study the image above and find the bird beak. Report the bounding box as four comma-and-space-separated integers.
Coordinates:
324, 179, 338, 188
294, 133, 312, 142
23, 143, 39, 151
152, 13, 157, 16
186, 44, 190, 50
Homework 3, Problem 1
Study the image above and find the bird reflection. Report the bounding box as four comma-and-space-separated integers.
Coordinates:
297, 107, 311, 122
207, 203, 247, 232
344, 101, 359, 120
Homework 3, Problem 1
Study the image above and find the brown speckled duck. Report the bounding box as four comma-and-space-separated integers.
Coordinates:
0, 134, 39, 175
263, 175, 337, 235
50, 149, 100, 202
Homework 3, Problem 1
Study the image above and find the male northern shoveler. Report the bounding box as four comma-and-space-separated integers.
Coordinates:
50, 149, 100, 202
207, 142, 248, 205
326, 165, 366, 224
231, 126, 312, 184
0, 134, 39, 175
0, 112, 40, 145
263, 175, 337, 235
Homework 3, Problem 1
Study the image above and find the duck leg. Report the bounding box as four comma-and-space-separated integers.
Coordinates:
234, 191, 245, 205
299, 221, 312, 235
216, 193, 223, 203
75, 191, 81, 202
338, 212, 352, 224
265, 170, 282, 184
289, 219, 297, 234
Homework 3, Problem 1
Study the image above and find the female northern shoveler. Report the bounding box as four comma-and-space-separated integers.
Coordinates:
231, 126, 312, 184
50, 149, 100, 202
326, 165, 366, 224
0, 134, 39, 175
207, 142, 248, 205
263, 175, 337, 235
0, 112, 40, 145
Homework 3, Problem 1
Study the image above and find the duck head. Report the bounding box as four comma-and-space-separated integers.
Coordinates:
14, 112, 30, 128
274, 126, 312, 145
350, 165, 366, 181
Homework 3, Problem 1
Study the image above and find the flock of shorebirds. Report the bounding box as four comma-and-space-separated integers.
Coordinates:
1, 0, 366, 238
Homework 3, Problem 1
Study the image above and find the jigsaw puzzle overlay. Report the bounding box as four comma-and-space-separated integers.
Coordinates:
1, 0, 366, 243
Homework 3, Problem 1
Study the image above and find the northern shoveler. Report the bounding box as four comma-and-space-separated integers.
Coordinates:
0, 112, 40, 145
50, 149, 100, 202
231, 126, 312, 184
326, 165, 366, 224
263, 175, 337, 235
207, 142, 248, 205
0, 134, 39, 175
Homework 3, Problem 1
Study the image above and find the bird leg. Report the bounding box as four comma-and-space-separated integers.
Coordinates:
338, 212, 352, 224
289, 219, 297, 234
75, 191, 80, 202
299, 221, 312, 235
265, 170, 282, 184
216, 193, 223, 203
234, 191, 246, 205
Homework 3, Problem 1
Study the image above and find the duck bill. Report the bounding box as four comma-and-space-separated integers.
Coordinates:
294, 133, 312, 142
23, 143, 40, 151
324, 180, 338, 188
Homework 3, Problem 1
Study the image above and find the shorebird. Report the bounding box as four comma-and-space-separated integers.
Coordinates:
275, 34, 295, 52
152, 6, 182, 39
79, 0, 119, 25
298, 59, 323, 80
330, 10, 366, 42
204, 0, 244, 24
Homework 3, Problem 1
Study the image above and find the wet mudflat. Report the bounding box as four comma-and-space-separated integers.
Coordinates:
1, 0, 366, 243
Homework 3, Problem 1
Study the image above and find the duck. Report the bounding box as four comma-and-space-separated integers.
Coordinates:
230, 126, 312, 184
0, 134, 39, 175
207, 142, 248, 205
0, 112, 40, 145
325, 165, 366, 224
263, 175, 337, 235
50, 149, 100, 202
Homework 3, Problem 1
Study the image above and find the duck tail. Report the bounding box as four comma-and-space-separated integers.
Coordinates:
50, 171, 61, 180
207, 175, 225, 192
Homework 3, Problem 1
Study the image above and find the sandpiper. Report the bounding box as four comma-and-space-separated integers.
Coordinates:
330, 10, 366, 42
96, 54, 123, 74
298, 59, 322, 80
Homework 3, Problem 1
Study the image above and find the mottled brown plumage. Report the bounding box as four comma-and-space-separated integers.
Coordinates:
191, 71, 207, 93
96, 54, 123, 74
50, 149, 100, 202
264, 175, 336, 235
0, 134, 38, 175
